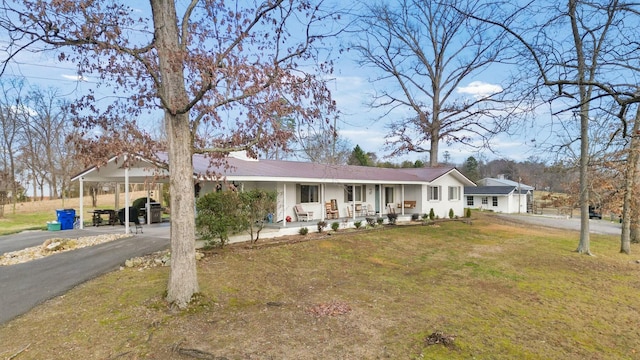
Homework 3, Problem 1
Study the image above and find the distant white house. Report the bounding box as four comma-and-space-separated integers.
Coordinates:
464, 176, 534, 214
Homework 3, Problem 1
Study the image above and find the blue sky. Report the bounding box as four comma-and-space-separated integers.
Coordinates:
0, 1, 548, 167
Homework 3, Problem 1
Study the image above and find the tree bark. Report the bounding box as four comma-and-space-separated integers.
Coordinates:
569, 0, 591, 255
151, 0, 199, 308
621, 106, 640, 253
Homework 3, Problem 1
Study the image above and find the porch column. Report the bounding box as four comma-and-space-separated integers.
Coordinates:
321, 184, 325, 221
401, 184, 405, 215
352, 184, 356, 220
379, 183, 383, 214
283, 183, 287, 228
79, 177, 84, 230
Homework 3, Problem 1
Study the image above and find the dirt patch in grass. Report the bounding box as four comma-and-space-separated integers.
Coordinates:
1, 213, 640, 359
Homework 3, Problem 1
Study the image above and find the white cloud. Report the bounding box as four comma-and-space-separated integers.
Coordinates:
61, 74, 89, 82
457, 81, 503, 98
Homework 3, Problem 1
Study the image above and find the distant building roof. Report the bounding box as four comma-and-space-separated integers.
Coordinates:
477, 177, 534, 191
464, 186, 530, 196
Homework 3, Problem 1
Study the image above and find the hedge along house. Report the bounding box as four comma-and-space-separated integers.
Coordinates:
73, 151, 475, 232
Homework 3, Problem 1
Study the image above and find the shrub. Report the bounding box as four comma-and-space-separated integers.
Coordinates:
299, 227, 309, 235
331, 221, 340, 231
376, 217, 384, 225
195, 191, 244, 247
411, 213, 420, 221
449, 208, 455, 219
354, 220, 363, 229
465, 207, 472, 218
317, 221, 328, 233
365, 217, 377, 227
387, 213, 398, 225
429, 208, 435, 220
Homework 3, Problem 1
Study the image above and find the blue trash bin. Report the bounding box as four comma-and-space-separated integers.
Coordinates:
56, 209, 76, 230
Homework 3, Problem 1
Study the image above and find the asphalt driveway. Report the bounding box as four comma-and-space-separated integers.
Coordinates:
0, 224, 170, 324
494, 213, 622, 236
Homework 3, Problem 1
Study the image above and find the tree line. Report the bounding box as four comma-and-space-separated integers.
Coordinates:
0, 79, 81, 214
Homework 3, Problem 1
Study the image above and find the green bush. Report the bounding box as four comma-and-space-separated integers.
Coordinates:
387, 213, 398, 225
195, 191, 244, 247
238, 189, 276, 245
449, 208, 455, 219
317, 221, 328, 233
299, 227, 309, 235
429, 208, 435, 220
195, 189, 276, 247
376, 217, 384, 225
331, 221, 340, 231
354, 220, 362, 229
465, 207, 472, 218
132, 197, 157, 210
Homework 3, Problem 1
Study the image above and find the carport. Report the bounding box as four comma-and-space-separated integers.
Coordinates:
71, 154, 170, 234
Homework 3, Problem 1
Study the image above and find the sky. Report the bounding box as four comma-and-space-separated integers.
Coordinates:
0, 0, 549, 168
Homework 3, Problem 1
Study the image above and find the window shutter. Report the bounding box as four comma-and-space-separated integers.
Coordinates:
296, 184, 301, 203
362, 185, 366, 202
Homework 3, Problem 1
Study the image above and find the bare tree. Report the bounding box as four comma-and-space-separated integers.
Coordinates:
466, 0, 640, 255
0, 79, 26, 211
0, 0, 338, 307
351, 0, 515, 166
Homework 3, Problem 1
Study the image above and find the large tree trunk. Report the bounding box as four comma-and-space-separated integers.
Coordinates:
630, 192, 640, 243
621, 106, 640, 252
576, 109, 590, 255
151, 0, 199, 308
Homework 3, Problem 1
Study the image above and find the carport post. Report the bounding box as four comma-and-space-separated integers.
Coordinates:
124, 162, 130, 234
79, 177, 84, 229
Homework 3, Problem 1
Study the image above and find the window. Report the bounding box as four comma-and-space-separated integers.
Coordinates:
385, 186, 394, 204
427, 186, 441, 201
481, 197, 488, 205
448, 186, 461, 201
467, 196, 474, 206
492, 196, 498, 206
299, 185, 319, 203
344, 185, 363, 202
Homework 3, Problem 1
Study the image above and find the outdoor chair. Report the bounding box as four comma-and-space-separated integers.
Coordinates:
325, 202, 339, 219
118, 206, 143, 234
294, 204, 313, 222
366, 204, 376, 216
346, 205, 353, 218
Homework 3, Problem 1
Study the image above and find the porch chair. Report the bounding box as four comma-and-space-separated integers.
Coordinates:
294, 204, 313, 222
346, 205, 353, 218
325, 202, 339, 219
366, 204, 376, 216
386, 203, 396, 214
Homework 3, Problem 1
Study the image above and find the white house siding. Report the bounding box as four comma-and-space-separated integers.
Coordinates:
466, 192, 527, 214
507, 193, 528, 214
423, 177, 466, 218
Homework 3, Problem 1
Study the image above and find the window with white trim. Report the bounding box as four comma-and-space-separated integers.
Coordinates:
448, 186, 461, 201
427, 185, 441, 201
467, 196, 474, 206
299, 184, 319, 203
492, 196, 498, 206
481, 197, 488, 205
344, 185, 363, 202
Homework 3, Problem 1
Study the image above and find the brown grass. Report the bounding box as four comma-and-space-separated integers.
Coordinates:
1, 213, 639, 359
